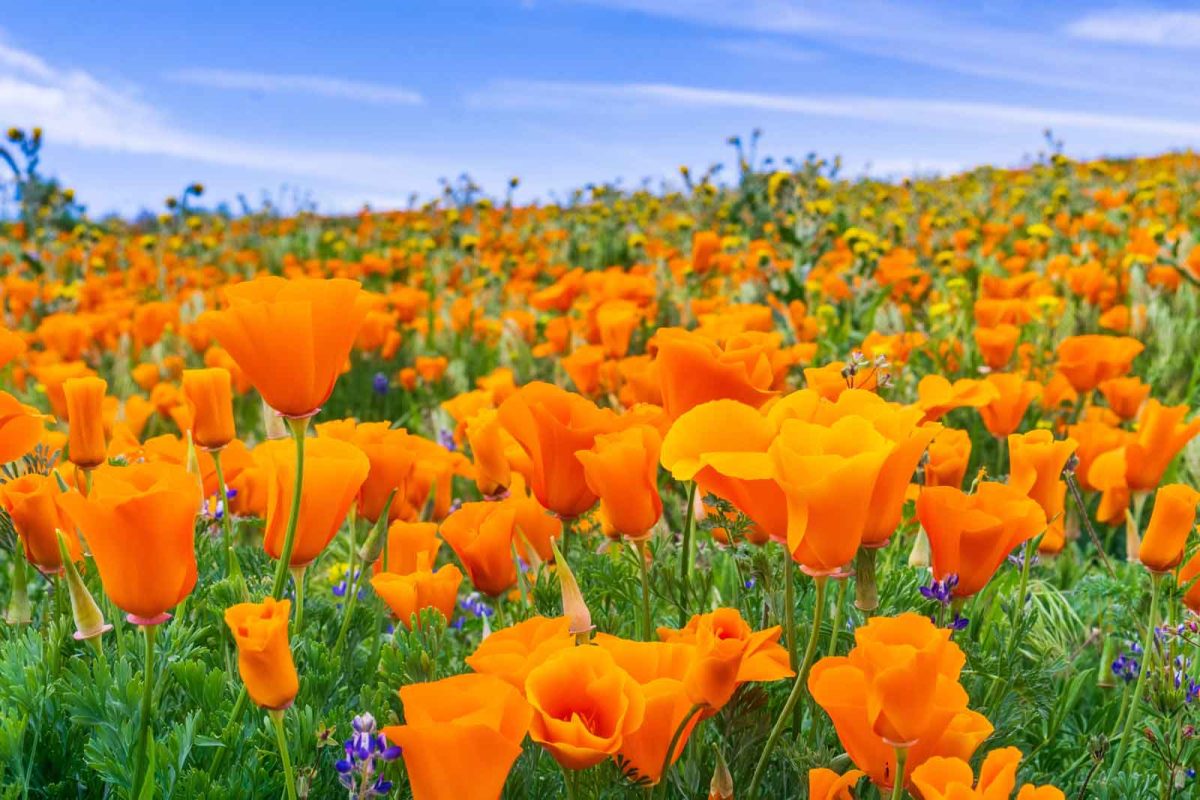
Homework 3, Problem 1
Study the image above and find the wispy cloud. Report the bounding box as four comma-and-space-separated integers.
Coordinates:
1065, 9, 1200, 48
711, 38, 820, 63
165, 68, 424, 105
468, 79, 1200, 140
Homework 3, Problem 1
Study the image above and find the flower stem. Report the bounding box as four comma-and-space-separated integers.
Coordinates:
783, 553, 797, 670
1109, 571, 1162, 779
636, 540, 653, 641
891, 747, 909, 800
678, 481, 697, 625
212, 449, 245, 587
269, 709, 298, 800
131, 623, 159, 799
747, 575, 827, 799
271, 417, 310, 600
290, 566, 306, 634
826, 577, 848, 658
655, 704, 703, 799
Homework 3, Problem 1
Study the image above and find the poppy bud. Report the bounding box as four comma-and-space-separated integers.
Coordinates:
550, 537, 592, 642
64, 376, 108, 469
56, 530, 112, 642
181, 368, 236, 450
224, 597, 299, 710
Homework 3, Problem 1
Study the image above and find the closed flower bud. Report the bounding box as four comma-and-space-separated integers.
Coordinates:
224, 597, 299, 710
181, 368, 236, 450
64, 376, 108, 469
550, 537, 592, 641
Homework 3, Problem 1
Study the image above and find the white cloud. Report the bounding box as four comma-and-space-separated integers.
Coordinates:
468, 79, 1200, 140
711, 38, 821, 63
1066, 9, 1200, 47
165, 68, 424, 105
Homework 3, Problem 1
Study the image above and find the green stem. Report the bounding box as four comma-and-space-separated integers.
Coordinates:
854, 547, 879, 612
561, 764, 577, 800
207, 687, 248, 779
826, 578, 848, 658
747, 576, 827, 799
271, 418, 310, 600
1109, 572, 1162, 779
130, 624, 159, 799
636, 540, 653, 642
891, 747, 909, 800
1009, 538, 1035, 657
5, 555, 29, 625
290, 566, 306, 634
655, 704, 703, 799
332, 542, 363, 659
783, 553, 797, 670
678, 481, 697, 625
212, 450, 244, 587
269, 709, 298, 800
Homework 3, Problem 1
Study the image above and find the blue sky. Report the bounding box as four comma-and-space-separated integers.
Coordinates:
4, 1, 1200, 216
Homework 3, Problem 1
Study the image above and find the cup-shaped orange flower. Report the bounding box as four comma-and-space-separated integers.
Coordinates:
199, 276, 370, 418
466, 615, 575, 688
1098, 376, 1150, 421
383, 673, 532, 800
261, 436, 369, 567
770, 416, 891, 573
576, 424, 663, 540
181, 368, 236, 450
917, 482, 1046, 597
974, 324, 1019, 370
926, 428, 971, 489
375, 520, 442, 575
0, 473, 82, 572
64, 376, 108, 469
1055, 335, 1143, 393
977, 373, 1041, 438
810, 767, 866, 800
0, 392, 49, 464
344, 422, 418, 523
440, 501, 521, 596
371, 561, 462, 629
911, 747, 1023, 800
1008, 430, 1076, 554
1138, 484, 1200, 572
497, 382, 617, 518
57, 462, 200, 623
224, 597, 299, 710
916, 376, 999, 424
525, 645, 646, 770
653, 327, 776, 420
1124, 400, 1200, 492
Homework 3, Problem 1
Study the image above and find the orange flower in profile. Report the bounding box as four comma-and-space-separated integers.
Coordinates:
576, 424, 662, 540
0, 391, 49, 464
224, 597, 299, 710
1138, 484, 1200, 573
1055, 335, 1143, 393
810, 767, 866, 800
465, 408, 525, 496
374, 520, 442, 575
808, 613, 992, 792
911, 747, 1064, 800
653, 328, 776, 420
260, 436, 369, 567
596, 299, 640, 358
33, 361, 95, 418
497, 382, 617, 518
383, 673, 532, 800
525, 645, 646, 770
465, 615, 574, 688
916, 376, 999, 424
926, 428, 971, 489
976, 373, 1041, 438
439, 501, 520, 596
1098, 376, 1150, 421
0, 474, 82, 572
200, 276, 369, 417
64, 376, 108, 469
1179, 551, 1200, 614
973, 324, 1019, 370
561, 345, 606, 396
181, 368, 236, 450
336, 421, 417, 523
1008, 430, 1077, 554
917, 482, 1046, 597
57, 462, 200, 623
770, 416, 891, 573
1124, 400, 1200, 492
370, 560, 462, 629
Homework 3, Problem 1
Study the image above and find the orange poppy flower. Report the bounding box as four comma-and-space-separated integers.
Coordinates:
63, 376, 108, 469
260, 436, 369, 567
57, 462, 200, 623
465, 615, 574, 688
916, 376, 999, 424
374, 520, 442, 575
917, 482, 1046, 597
1055, 335, 1143, 393
1138, 484, 1200, 572
0, 473, 82, 572
976, 373, 1041, 438
576, 424, 663, 540
973, 324, 1019, 370
465, 408, 524, 496
1124, 400, 1200, 492
224, 597, 299, 710
1179, 551, 1200, 614
0, 391, 49, 464
200, 276, 370, 417
1098, 376, 1150, 421
181, 368, 236, 450
439, 501, 520, 596
911, 748, 1022, 800
525, 645, 646, 770
810, 768, 866, 800
653, 328, 776, 420
926, 429, 971, 489
1008, 430, 1076, 554
383, 673, 532, 800
335, 421, 417, 523
370, 560, 462, 629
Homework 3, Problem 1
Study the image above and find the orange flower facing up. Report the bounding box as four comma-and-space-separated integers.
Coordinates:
976, 373, 1041, 438
1138, 484, 1200, 573
770, 416, 891, 573
1124, 400, 1200, 492
808, 613, 992, 791
917, 482, 1047, 597
465, 408, 526, 496
57, 462, 200, 623
200, 276, 369, 418
916, 376, 999, 424
810, 768, 866, 800
497, 382, 618, 518
926, 428, 972, 489
336, 421, 417, 523
370, 559, 463, 629
1008, 430, 1077, 553
383, 673, 532, 800
224, 597, 299, 710
1055, 335, 1144, 393
465, 615, 575, 688
260, 436, 369, 567
911, 748, 1064, 800
0, 391, 49, 464
181, 368, 236, 450
525, 645, 646, 770
974, 324, 1020, 370
576, 424, 662, 540
0, 473, 82, 573
375, 520, 442, 575
653, 328, 776, 420
1098, 376, 1150, 421
63, 376, 108, 469
439, 498, 556, 596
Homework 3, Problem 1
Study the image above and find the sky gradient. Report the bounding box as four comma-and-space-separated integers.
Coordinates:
3, 1, 1200, 217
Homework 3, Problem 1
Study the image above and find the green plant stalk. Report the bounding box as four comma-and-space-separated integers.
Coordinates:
212, 449, 245, 586
891, 747, 909, 800
5, 554, 30, 625
636, 539, 653, 642
655, 704, 703, 799
1010, 538, 1036, 656
269, 709, 298, 800
827, 577, 848, 658
747, 575, 827, 799
271, 417, 310, 600
1109, 572, 1161, 780
783, 553, 797, 670
130, 623, 159, 799
290, 566, 306, 634
678, 481, 697, 625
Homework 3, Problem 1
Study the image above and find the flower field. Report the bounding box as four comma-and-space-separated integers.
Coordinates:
3, 129, 1200, 799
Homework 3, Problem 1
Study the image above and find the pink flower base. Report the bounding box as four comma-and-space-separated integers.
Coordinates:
125, 612, 172, 627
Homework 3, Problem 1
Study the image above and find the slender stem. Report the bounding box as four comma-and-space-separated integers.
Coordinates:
290, 566, 306, 634
747, 575, 828, 799
1110, 572, 1161, 779
333, 528, 363, 658
1010, 538, 1035, 654
783, 553, 797, 670
207, 687, 248, 779
827, 578, 848, 658
655, 704, 703, 799
131, 624, 159, 799
5, 554, 29, 625
678, 481, 697, 625
854, 547, 879, 612
271, 418, 310, 600
636, 540, 653, 641
269, 709, 298, 800
891, 747, 909, 800
561, 764, 578, 800
1065, 472, 1116, 579
212, 450, 244, 585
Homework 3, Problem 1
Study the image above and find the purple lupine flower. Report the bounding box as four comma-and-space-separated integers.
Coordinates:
919, 574, 958, 605
334, 713, 402, 797
437, 428, 457, 452
372, 372, 390, 396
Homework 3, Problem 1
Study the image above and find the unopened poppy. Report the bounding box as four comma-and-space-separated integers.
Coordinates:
577, 424, 662, 540
181, 368, 236, 450
64, 376, 108, 469
224, 597, 299, 710
1138, 484, 1200, 572
0, 473, 82, 572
